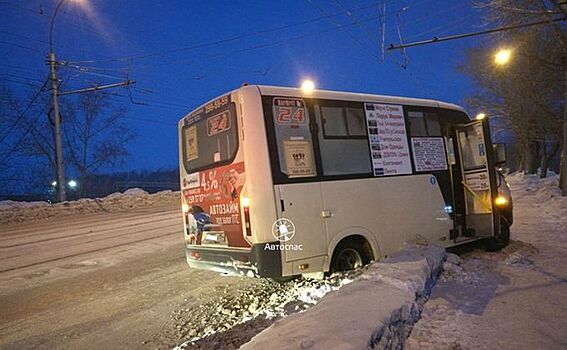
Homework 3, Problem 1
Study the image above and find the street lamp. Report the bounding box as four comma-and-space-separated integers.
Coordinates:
494, 49, 512, 65
48, 0, 85, 202
301, 79, 315, 94
476, 113, 486, 120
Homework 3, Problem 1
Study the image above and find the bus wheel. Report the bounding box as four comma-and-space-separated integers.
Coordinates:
269, 276, 298, 284
484, 221, 511, 251
331, 239, 372, 272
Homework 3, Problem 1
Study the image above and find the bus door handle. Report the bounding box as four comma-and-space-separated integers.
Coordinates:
321, 210, 333, 218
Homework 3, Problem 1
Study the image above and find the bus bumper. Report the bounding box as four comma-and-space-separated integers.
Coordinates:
185, 242, 282, 278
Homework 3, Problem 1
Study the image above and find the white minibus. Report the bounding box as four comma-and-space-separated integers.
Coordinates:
178, 85, 513, 279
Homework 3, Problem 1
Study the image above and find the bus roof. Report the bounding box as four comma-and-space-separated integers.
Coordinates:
256, 85, 466, 113
180, 85, 467, 123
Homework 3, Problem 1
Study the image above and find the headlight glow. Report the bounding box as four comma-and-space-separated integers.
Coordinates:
495, 196, 508, 206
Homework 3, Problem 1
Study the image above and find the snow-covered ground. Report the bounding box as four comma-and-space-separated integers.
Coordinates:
1, 172, 564, 350
173, 270, 363, 350
0, 188, 180, 225
407, 172, 567, 350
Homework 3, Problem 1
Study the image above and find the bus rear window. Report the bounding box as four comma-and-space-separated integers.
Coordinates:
181, 97, 238, 173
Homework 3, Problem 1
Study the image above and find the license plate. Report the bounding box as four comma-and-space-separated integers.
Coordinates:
205, 233, 218, 241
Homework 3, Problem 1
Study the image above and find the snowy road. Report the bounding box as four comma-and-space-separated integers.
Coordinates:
1, 174, 564, 350
0, 204, 257, 349
408, 174, 567, 350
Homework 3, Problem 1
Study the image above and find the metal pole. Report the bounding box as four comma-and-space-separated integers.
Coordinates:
48, 0, 67, 202
560, 61, 567, 195
49, 51, 66, 202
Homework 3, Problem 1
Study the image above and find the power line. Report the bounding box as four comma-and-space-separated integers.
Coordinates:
388, 17, 567, 50
404, 13, 477, 42
332, 0, 380, 44
0, 72, 46, 84
134, 13, 382, 70
0, 77, 49, 144
0, 103, 49, 167
0, 1, 118, 44
64, 2, 382, 64
0, 40, 45, 55
0, 77, 44, 88
307, 0, 379, 60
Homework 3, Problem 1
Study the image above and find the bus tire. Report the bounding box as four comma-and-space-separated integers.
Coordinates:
484, 221, 511, 251
269, 276, 298, 284
330, 238, 373, 272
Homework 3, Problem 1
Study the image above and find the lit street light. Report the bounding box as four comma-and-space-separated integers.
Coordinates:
68, 180, 78, 189
301, 79, 315, 94
476, 113, 486, 120
494, 49, 512, 65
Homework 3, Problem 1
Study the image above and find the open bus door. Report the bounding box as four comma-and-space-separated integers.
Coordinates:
452, 119, 499, 242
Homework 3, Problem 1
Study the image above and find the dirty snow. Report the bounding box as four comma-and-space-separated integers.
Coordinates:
173, 270, 362, 350
407, 172, 567, 350
0, 188, 180, 225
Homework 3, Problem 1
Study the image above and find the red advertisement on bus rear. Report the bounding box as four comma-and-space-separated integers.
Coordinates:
182, 162, 249, 248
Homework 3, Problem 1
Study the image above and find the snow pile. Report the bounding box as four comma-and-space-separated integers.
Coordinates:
240, 244, 445, 350
173, 270, 362, 350
506, 171, 566, 218
0, 200, 49, 209
0, 189, 180, 225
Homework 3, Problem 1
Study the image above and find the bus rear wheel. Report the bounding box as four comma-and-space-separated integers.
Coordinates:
331, 239, 373, 272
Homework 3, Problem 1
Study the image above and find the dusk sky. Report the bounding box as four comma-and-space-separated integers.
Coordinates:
1, 0, 494, 171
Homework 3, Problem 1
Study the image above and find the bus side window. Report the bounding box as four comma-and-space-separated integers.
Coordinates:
315, 103, 372, 176
408, 111, 442, 137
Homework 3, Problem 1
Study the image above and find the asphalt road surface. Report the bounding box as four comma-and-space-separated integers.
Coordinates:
0, 205, 254, 349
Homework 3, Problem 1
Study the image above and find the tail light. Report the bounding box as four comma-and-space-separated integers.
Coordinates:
241, 197, 252, 236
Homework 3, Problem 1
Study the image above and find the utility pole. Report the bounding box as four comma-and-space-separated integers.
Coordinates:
48, 0, 134, 202
49, 0, 68, 202
560, 59, 567, 195
49, 52, 66, 202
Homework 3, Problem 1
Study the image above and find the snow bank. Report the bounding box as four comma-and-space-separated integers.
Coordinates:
241, 244, 445, 350
506, 171, 566, 225
173, 272, 361, 350
0, 189, 180, 225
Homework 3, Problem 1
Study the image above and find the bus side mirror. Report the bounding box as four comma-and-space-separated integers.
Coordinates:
493, 143, 506, 165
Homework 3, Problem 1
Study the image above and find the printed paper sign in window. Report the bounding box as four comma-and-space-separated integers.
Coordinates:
185, 125, 198, 161
411, 137, 448, 172
283, 140, 315, 177
364, 103, 412, 176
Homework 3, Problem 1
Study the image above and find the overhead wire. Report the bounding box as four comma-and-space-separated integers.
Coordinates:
332, 0, 381, 44
0, 103, 50, 167
0, 77, 49, 144
307, 0, 379, 60
63, 2, 383, 64
134, 13, 382, 70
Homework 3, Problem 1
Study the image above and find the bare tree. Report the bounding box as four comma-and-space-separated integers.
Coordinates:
62, 91, 135, 197
462, 0, 565, 181
0, 82, 52, 194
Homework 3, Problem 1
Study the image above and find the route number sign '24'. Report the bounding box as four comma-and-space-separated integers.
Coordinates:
274, 98, 306, 125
